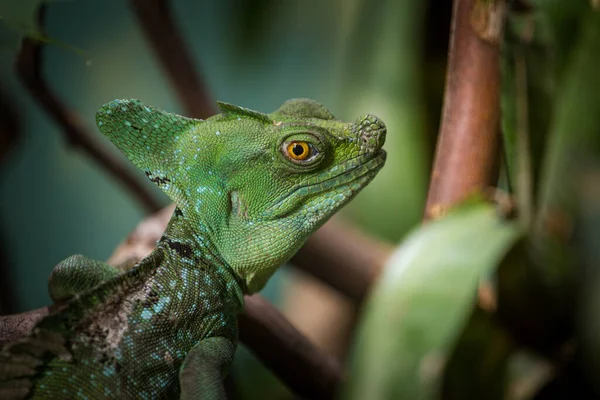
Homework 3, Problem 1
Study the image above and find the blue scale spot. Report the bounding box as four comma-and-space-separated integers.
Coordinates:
102, 365, 115, 378
141, 309, 153, 320
153, 296, 171, 313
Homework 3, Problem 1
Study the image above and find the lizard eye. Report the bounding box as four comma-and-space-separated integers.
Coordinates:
285, 141, 314, 161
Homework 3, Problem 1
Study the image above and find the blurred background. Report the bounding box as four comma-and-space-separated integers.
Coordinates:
2, 0, 600, 398
0, 1, 451, 397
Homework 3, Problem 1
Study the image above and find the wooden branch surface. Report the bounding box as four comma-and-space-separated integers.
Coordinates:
424, 0, 504, 220
239, 295, 344, 399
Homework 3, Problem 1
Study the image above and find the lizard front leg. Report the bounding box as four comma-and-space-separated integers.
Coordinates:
179, 337, 235, 400
48, 254, 120, 302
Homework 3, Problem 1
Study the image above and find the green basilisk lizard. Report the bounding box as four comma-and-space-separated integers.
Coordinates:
0, 98, 386, 399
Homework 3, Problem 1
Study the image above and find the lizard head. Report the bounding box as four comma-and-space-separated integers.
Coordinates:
97, 98, 386, 293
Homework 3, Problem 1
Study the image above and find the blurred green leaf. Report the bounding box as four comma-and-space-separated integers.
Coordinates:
498, 8, 600, 362
501, 13, 555, 226
502, 12, 600, 359
535, 6, 600, 226
344, 203, 522, 400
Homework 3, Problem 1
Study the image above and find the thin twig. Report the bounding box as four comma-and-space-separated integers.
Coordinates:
130, 0, 216, 118
15, 6, 161, 214
424, 0, 505, 220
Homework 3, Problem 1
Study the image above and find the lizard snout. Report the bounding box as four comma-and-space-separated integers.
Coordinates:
353, 114, 386, 153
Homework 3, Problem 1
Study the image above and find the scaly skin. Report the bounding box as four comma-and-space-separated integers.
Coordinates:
0, 98, 386, 399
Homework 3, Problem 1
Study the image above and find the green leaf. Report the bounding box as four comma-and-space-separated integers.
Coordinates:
344, 203, 522, 400
536, 9, 600, 225
501, 13, 556, 227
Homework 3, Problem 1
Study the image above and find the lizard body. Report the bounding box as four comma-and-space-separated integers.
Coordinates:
0, 98, 386, 399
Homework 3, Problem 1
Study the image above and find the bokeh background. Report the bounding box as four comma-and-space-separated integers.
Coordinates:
0, 0, 450, 397
3, 0, 600, 398
0, 0, 453, 312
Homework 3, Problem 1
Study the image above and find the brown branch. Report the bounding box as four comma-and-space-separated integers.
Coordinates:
130, 0, 216, 118
291, 218, 392, 303
424, 0, 505, 220
239, 295, 343, 399
0, 307, 50, 347
15, 6, 161, 214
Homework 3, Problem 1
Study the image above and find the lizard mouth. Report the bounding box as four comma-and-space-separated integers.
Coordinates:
263, 150, 386, 219
294, 150, 386, 194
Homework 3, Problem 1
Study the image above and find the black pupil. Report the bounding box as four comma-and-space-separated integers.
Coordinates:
292, 143, 305, 156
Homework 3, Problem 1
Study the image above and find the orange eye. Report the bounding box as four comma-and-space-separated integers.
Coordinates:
286, 141, 311, 160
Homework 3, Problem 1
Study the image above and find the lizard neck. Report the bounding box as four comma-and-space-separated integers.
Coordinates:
153, 206, 246, 311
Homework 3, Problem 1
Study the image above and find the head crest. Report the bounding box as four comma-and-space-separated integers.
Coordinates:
216, 101, 272, 124
96, 99, 200, 203
275, 98, 336, 120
